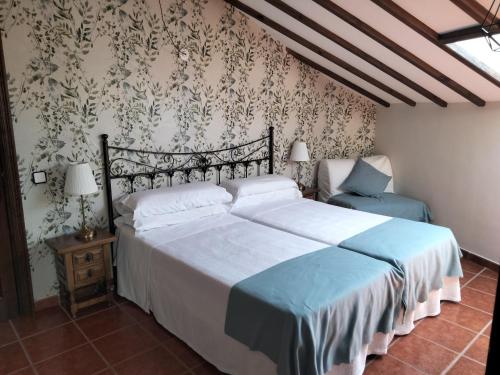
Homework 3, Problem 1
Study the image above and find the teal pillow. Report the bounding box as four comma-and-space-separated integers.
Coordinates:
339, 159, 392, 197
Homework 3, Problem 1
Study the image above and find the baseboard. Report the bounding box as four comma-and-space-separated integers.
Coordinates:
461, 248, 499, 272
34, 295, 59, 312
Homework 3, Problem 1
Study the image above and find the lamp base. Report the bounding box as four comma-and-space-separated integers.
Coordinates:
76, 226, 96, 242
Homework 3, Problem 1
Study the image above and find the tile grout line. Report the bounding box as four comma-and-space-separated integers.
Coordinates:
471, 266, 499, 280
389, 310, 492, 372
478, 274, 498, 281
9, 318, 72, 341
7, 302, 117, 342
7, 366, 33, 375
432, 311, 490, 335
117, 303, 193, 372
362, 301, 445, 371
16, 266, 490, 375
0, 338, 18, 350
73, 302, 116, 321
382, 278, 493, 375
95, 302, 185, 372
8, 320, 39, 375
460, 267, 486, 289
82, 321, 137, 343
411, 332, 460, 355
462, 353, 489, 367
438, 315, 492, 339
453, 300, 494, 316
156, 331, 205, 372
12, 313, 137, 369
105, 345, 160, 371
30, 341, 89, 366
386, 353, 428, 374
464, 285, 496, 297
441, 320, 490, 374
60, 307, 118, 375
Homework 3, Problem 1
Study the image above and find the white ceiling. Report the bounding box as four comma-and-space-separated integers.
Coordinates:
239, 0, 500, 106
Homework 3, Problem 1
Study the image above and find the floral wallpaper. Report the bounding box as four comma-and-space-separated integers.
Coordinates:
1, 0, 376, 301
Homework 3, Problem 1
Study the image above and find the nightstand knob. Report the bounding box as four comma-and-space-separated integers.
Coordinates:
85, 252, 93, 262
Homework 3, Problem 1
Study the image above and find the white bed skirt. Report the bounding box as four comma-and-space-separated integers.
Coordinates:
121, 276, 460, 375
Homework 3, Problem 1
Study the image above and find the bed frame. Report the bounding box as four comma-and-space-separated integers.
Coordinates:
101, 127, 274, 233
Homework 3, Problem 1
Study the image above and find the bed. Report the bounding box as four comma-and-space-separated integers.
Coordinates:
230, 196, 462, 333
318, 156, 432, 222
101, 129, 404, 375
115, 213, 403, 375
100, 129, 461, 375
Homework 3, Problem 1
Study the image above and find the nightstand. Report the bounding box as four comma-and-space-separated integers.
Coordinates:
46, 231, 116, 317
302, 187, 319, 200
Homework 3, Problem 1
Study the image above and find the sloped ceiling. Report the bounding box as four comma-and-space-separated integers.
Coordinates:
235, 0, 500, 106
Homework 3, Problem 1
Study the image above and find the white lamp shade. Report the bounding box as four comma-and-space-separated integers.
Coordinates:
290, 141, 310, 162
64, 163, 98, 196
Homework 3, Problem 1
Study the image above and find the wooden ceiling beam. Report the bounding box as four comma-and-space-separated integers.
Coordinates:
313, 0, 486, 107
440, 0, 500, 43
371, 0, 496, 101
439, 23, 500, 44
265, 0, 447, 107
286, 48, 390, 107
225, 0, 412, 105
449, 0, 497, 24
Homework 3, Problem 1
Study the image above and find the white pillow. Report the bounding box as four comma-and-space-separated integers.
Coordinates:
117, 204, 229, 232
231, 187, 301, 209
116, 182, 232, 219
221, 175, 298, 200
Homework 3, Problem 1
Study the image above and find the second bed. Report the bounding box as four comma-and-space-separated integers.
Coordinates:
228, 178, 463, 333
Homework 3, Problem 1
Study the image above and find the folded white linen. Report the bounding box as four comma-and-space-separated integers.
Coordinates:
221, 174, 298, 200
115, 181, 232, 219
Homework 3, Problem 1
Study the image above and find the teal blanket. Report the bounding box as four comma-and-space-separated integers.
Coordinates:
224, 247, 403, 375
328, 192, 432, 223
339, 218, 462, 313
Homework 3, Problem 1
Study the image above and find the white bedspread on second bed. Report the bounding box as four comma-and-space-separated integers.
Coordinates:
231, 198, 391, 245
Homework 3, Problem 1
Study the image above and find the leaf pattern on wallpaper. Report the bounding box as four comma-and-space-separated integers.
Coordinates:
258, 33, 292, 175
1, 0, 375, 300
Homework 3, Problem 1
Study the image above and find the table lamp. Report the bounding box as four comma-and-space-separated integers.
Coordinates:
65, 163, 98, 241
290, 141, 309, 191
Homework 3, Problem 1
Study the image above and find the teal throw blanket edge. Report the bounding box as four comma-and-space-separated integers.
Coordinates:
224, 246, 403, 375
338, 218, 463, 314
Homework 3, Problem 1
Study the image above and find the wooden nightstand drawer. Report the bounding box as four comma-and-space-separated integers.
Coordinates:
75, 264, 105, 287
46, 231, 116, 317
73, 247, 103, 269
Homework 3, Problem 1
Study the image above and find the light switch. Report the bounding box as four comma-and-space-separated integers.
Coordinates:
32, 171, 47, 184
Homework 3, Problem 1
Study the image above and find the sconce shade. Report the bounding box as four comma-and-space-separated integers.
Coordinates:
64, 163, 98, 196
290, 141, 310, 162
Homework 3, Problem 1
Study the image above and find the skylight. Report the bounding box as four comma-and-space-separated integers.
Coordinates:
449, 36, 500, 80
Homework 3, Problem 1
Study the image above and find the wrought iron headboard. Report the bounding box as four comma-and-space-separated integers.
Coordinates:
101, 127, 274, 233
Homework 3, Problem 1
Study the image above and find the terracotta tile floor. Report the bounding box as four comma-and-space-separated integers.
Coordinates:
0, 258, 496, 375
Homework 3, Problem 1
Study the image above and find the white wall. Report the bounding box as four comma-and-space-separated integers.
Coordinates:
376, 102, 500, 264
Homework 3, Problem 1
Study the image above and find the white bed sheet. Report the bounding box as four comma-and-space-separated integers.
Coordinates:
231, 198, 392, 245
115, 213, 399, 375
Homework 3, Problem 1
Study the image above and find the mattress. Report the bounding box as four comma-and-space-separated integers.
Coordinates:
115, 213, 400, 375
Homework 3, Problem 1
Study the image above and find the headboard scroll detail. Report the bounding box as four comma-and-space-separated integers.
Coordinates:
101, 127, 274, 233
